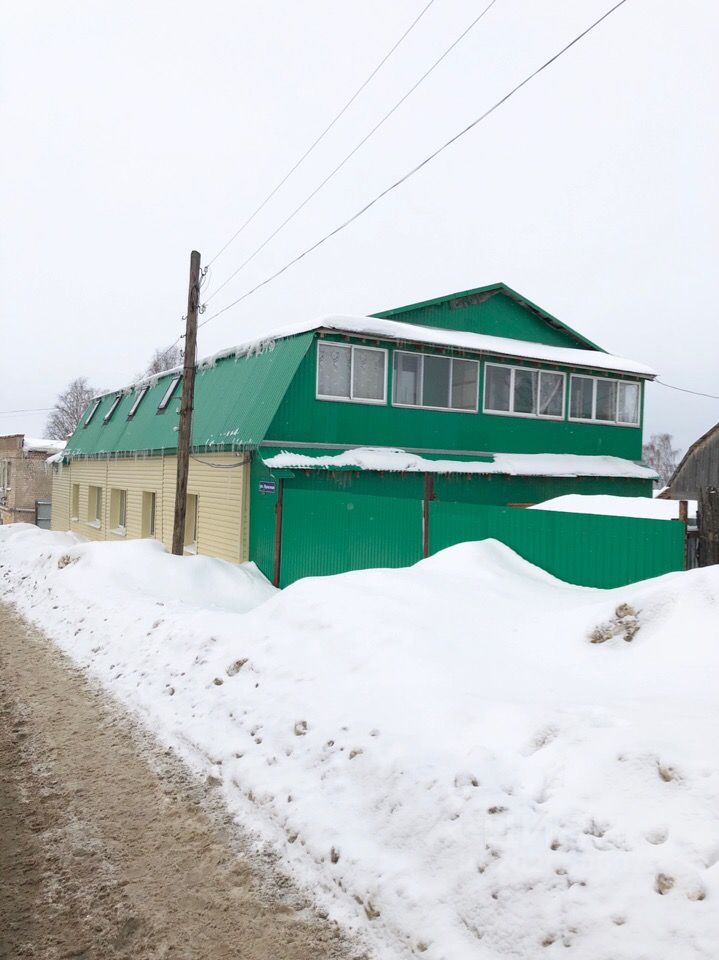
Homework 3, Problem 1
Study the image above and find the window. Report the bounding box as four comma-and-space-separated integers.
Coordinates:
84, 399, 101, 426
184, 494, 198, 552
87, 485, 103, 526
484, 364, 565, 419
128, 385, 149, 419
569, 375, 641, 426
110, 489, 127, 531
158, 376, 181, 412
392, 351, 479, 412
71, 483, 80, 520
0, 460, 10, 491
103, 395, 122, 424
316, 342, 387, 403
141, 491, 156, 538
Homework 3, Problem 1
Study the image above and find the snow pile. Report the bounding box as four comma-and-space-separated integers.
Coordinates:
264, 447, 657, 480
532, 494, 697, 520
1, 525, 718, 959
22, 436, 66, 454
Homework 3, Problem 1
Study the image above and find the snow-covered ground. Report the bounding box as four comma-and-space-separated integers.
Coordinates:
1, 524, 717, 960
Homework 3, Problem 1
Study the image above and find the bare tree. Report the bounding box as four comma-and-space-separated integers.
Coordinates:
642, 433, 680, 487
45, 377, 98, 440
144, 344, 183, 377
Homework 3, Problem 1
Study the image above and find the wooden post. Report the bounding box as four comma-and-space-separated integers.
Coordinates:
422, 473, 435, 559
171, 250, 201, 556
273, 479, 284, 587
698, 486, 719, 567
678, 500, 688, 523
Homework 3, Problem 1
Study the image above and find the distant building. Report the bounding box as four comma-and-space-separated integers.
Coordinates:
662, 422, 719, 501
0, 434, 66, 526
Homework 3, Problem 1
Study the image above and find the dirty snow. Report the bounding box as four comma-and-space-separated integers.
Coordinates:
1, 524, 717, 960
532, 494, 697, 520
264, 447, 657, 480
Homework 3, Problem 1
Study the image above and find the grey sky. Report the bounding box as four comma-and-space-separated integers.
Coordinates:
2, 0, 717, 453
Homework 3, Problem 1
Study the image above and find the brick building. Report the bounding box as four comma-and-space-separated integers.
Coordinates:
0, 434, 66, 525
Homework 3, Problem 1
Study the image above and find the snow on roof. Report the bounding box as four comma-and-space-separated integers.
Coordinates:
95, 312, 655, 401
23, 437, 66, 454
263, 447, 658, 480
206, 314, 656, 379
530, 494, 694, 520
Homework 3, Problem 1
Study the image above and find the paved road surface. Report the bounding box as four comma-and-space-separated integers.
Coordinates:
0, 602, 361, 960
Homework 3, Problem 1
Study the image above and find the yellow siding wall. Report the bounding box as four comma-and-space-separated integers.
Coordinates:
50, 462, 71, 532
50, 454, 249, 564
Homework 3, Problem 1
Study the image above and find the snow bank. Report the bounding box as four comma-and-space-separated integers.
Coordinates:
264, 447, 657, 480
532, 494, 697, 520
1, 525, 717, 959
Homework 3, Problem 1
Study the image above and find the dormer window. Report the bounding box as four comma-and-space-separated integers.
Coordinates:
157, 376, 181, 412
84, 399, 102, 427
103, 395, 122, 424
128, 385, 149, 419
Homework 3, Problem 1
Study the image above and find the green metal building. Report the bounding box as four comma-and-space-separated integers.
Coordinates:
54, 284, 681, 588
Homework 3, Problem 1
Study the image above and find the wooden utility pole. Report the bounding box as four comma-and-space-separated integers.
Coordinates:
172, 250, 201, 556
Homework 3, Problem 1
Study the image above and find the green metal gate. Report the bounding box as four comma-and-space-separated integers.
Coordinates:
279, 486, 422, 586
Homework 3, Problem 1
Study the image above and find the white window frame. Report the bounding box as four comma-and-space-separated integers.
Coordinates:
128, 385, 149, 419
568, 374, 641, 427
483, 363, 566, 420
103, 394, 122, 424
315, 341, 388, 406
157, 375, 181, 412
391, 350, 479, 414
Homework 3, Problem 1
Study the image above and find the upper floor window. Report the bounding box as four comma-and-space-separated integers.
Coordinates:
569, 375, 640, 426
316, 342, 387, 404
393, 351, 478, 412
158, 375, 181, 412
484, 363, 565, 419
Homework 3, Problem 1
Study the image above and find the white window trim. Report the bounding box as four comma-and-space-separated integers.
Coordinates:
128, 385, 149, 419
158, 376, 181, 412
568, 374, 641, 427
483, 363, 566, 420
391, 350, 479, 414
315, 342, 388, 406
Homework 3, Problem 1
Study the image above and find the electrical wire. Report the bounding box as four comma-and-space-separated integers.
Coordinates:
199, 0, 631, 331
0, 406, 54, 415
205, 0, 437, 270
206, 0, 499, 306
655, 380, 719, 401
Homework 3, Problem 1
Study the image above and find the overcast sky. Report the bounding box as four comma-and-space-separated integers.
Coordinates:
2, 0, 717, 453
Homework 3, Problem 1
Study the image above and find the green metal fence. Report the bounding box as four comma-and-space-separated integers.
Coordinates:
253, 467, 685, 589
430, 501, 685, 588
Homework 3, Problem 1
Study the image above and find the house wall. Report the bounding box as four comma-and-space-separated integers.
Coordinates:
266, 338, 645, 460
667, 428, 719, 500
0, 435, 54, 525
51, 453, 250, 563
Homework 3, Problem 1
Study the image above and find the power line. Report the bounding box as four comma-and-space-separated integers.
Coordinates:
199, 0, 631, 331
206, 0, 499, 306
0, 406, 53, 415
656, 380, 719, 401
205, 0, 437, 270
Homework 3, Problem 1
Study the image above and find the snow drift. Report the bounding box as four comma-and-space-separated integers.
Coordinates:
1, 524, 717, 959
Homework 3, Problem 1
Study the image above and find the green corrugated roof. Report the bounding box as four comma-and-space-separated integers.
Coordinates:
65, 333, 313, 458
